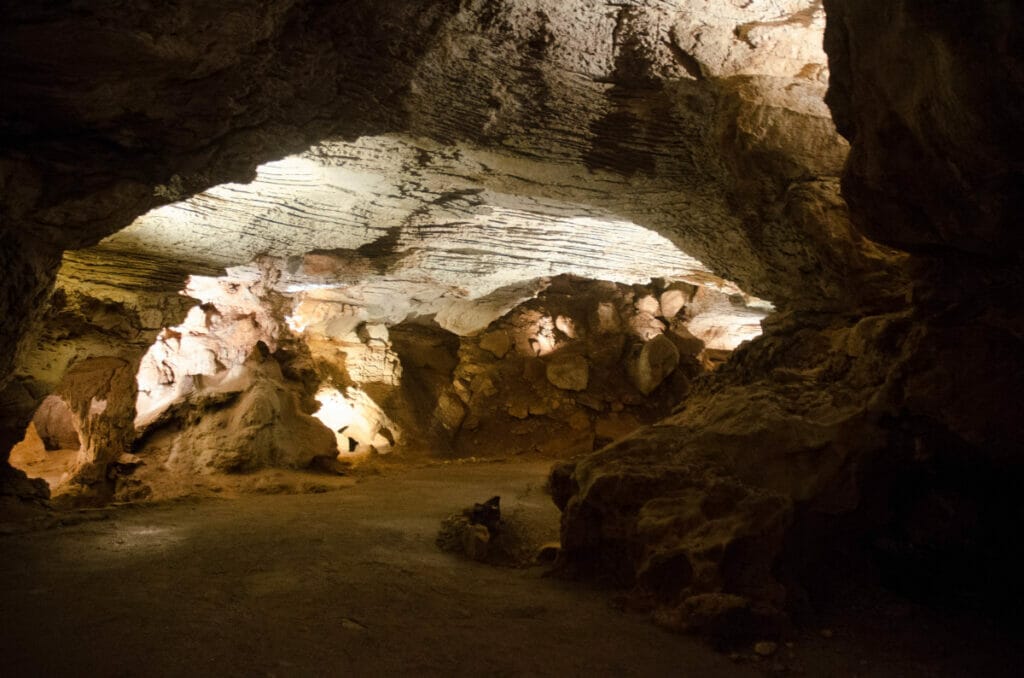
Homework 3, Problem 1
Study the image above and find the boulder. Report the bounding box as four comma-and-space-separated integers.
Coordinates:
627, 335, 680, 395
161, 360, 338, 473
659, 289, 688, 320
479, 330, 511, 358
545, 355, 589, 392
31, 395, 80, 451
435, 392, 467, 431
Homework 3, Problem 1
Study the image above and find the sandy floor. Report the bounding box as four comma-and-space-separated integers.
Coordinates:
0, 460, 757, 677
1, 460, 1020, 677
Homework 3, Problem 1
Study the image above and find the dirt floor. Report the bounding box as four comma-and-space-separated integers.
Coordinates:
1, 459, 1021, 677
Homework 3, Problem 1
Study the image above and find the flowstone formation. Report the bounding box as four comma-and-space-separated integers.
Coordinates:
1, 0, 1020, 640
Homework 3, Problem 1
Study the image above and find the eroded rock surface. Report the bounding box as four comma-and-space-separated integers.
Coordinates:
145, 350, 338, 474
0, 0, 1019, 640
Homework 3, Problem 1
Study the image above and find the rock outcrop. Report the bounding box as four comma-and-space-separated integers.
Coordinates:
547, 0, 1024, 633
145, 349, 338, 474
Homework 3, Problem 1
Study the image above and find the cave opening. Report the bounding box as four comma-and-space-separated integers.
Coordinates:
101, 154, 774, 492
7, 395, 80, 491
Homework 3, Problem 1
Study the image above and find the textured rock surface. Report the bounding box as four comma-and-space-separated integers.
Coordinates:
0, 0, 898, 381
0, 0, 1020, 637
0, 0, 884, 483
0, 257, 193, 498
31, 396, 80, 452
52, 357, 139, 502
447, 276, 710, 459
824, 0, 1024, 258
628, 334, 681, 396
145, 352, 338, 474
546, 0, 1024, 633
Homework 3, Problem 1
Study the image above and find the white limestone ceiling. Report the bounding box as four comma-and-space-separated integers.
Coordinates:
96, 133, 772, 336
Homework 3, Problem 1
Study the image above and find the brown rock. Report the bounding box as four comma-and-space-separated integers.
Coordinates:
479, 330, 511, 358
463, 523, 491, 562
627, 335, 680, 395
545, 355, 589, 392
435, 392, 467, 431
31, 395, 80, 451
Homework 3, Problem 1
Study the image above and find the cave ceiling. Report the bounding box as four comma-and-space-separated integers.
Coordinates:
35, 0, 875, 354
78, 133, 771, 336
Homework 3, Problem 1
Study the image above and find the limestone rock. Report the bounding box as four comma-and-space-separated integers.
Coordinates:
479, 330, 511, 358
31, 396, 79, 451
54, 357, 140, 496
158, 359, 338, 473
635, 295, 660, 317
659, 288, 688, 320
590, 303, 621, 334
627, 335, 680, 395
545, 355, 589, 392
463, 524, 491, 562
435, 393, 467, 432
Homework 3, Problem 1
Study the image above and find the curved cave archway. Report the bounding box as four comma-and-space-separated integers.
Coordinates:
115, 161, 775, 484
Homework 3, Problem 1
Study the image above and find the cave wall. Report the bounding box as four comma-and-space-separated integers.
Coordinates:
1, 0, 901, 415
549, 0, 1024, 632
0, 0, 1019, 632
0, 0, 903, 489
824, 0, 1023, 260
0, 0, 459, 433
0, 254, 194, 501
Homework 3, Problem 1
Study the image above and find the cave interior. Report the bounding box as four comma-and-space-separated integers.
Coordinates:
1, 0, 1022, 675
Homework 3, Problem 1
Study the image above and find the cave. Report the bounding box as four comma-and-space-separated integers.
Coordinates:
1, 1, 1021, 675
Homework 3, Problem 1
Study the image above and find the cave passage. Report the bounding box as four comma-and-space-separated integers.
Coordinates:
53, 148, 775, 500
2, 0, 1022, 674
7, 395, 79, 490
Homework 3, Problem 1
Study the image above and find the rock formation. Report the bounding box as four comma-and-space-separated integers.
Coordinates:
1, 0, 1020, 634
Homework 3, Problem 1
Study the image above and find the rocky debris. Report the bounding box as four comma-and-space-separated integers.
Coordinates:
437, 495, 555, 568
463, 523, 492, 562
141, 349, 338, 474
627, 335, 680, 395
470, 496, 502, 533
545, 355, 589, 392
441, 276, 733, 458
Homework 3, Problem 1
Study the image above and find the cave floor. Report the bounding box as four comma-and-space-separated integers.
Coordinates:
1, 459, 1020, 677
